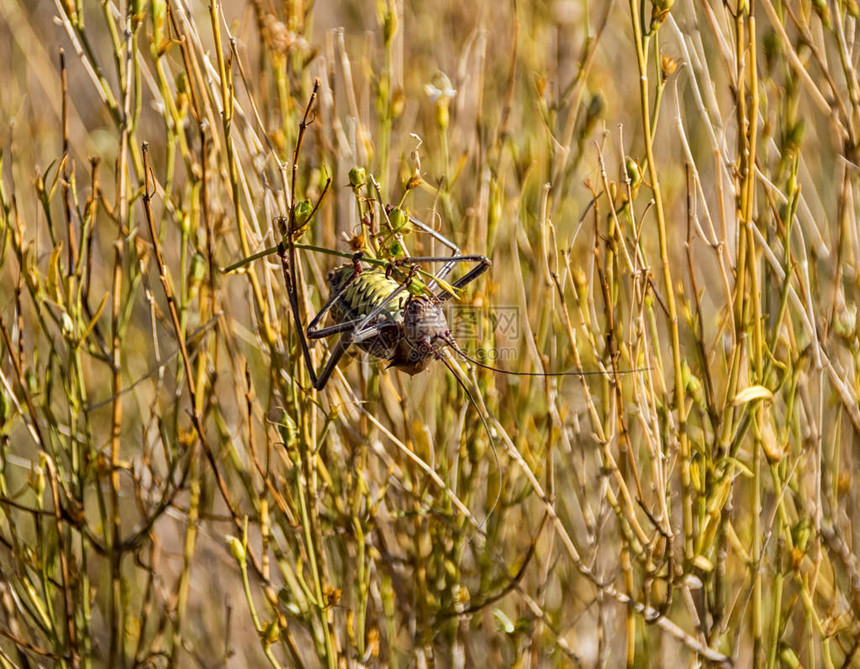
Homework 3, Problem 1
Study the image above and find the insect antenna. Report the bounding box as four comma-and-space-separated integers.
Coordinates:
433, 344, 503, 525
443, 336, 650, 378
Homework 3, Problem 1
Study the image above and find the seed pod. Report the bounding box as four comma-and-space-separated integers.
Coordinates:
294, 200, 314, 228
226, 535, 246, 563
660, 53, 678, 82
349, 166, 367, 188
650, 0, 675, 32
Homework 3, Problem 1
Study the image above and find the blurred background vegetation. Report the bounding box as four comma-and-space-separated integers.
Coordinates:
1, 0, 860, 666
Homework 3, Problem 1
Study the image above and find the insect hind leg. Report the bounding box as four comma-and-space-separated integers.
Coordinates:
277, 237, 367, 390
391, 254, 492, 301
406, 214, 462, 286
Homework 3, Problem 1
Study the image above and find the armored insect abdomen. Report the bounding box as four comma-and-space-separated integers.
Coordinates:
327, 265, 408, 360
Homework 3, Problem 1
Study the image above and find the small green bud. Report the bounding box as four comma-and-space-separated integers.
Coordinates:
348, 166, 367, 188
835, 301, 857, 339
294, 200, 313, 227
262, 619, 279, 645
388, 207, 410, 232
489, 184, 502, 230
763, 30, 780, 74
152, 0, 167, 48
625, 156, 642, 189
785, 119, 806, 154
436, 99, 450, 130
380, 2, 397, 44
681, 360, 702, 396
176, 72, 189, 95
779, 645, 801, 669
387, 240, 406, 258
792, 518, 811, 553
178, 212, 192, 236
189, 252, 206, 284
30, 463, 46, 500
226, 535, 246, 563
278, 414, 297, 450
25, 369, 38, 398
0, 387, 11, 426
811, 0, 831, 27
584, 92, 605, 134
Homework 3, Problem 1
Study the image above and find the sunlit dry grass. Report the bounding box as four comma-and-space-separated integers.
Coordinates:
1, 0, 860, 667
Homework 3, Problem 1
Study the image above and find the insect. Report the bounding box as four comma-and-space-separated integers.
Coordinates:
277, 212, 492, 391
255, 83, 625, 393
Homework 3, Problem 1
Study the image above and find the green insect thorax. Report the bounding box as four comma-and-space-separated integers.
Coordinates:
327, 265, 409, 324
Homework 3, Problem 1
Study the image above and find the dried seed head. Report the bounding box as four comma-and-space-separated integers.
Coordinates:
660, 53, 678, 82
346, 233, 365, 252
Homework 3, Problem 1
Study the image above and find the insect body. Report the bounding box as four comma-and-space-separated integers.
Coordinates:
326, 265, 447, 375
279, 237, 492, 390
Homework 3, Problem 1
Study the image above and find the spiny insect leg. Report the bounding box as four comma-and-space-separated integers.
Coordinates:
446, 255, 492, 293
307, 319, 366, 339
281, 250, 418, 389
277, 237, 321, 388
310, 333, 353, 391
280, 250, 361, 390
392, 255, 492, 300
309, 318, 398, 341
406, 215, 462, 286
309, 272, 415, 390
301, 320, 398, 391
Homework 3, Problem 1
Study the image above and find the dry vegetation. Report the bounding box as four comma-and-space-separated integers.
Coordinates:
2, 0, 860, 666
